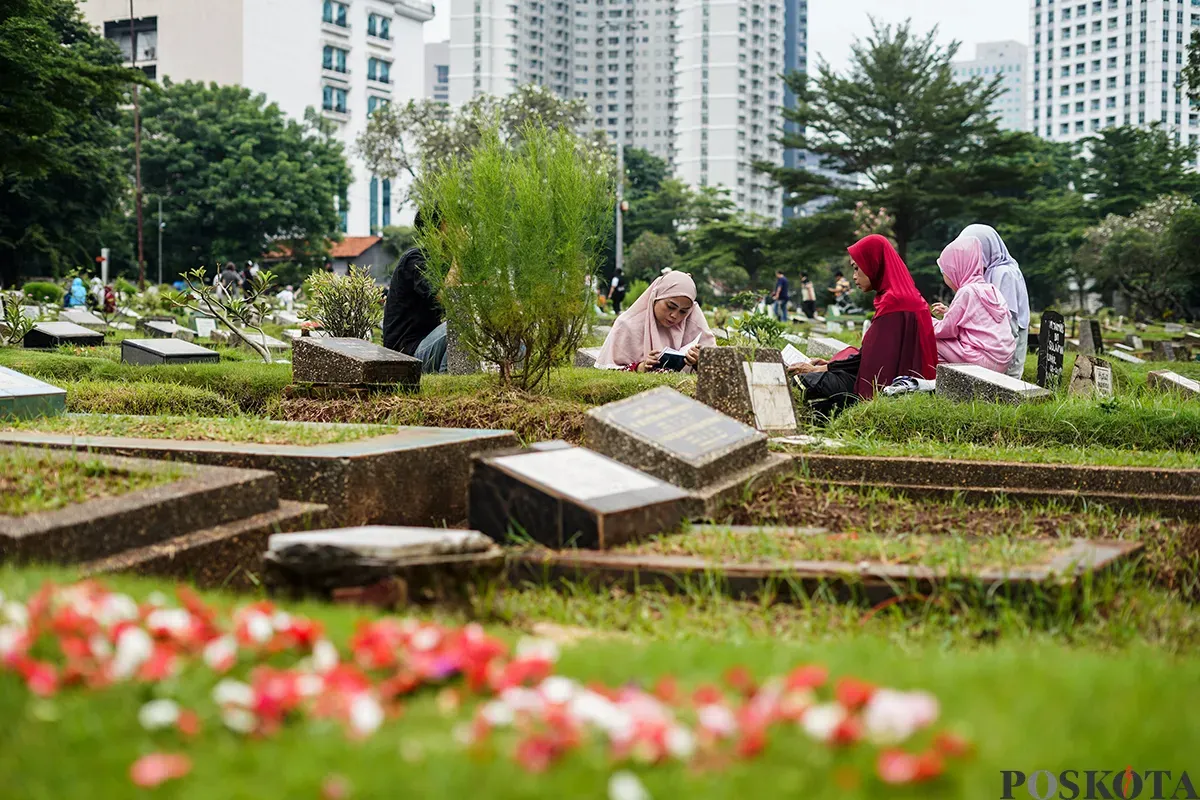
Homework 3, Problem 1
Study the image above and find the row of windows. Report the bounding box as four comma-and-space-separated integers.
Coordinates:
323, 47, 392, 83
368, 177, 392, 233
1045, 112, 1197, 138
322, 0, 393, 39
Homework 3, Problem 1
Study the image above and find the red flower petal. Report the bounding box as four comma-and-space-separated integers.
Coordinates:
932, 731, 972, 759
130, 753, 192, 787
785, 664, 828, 691
834, 677, 876, 710
877, 750, 920, 784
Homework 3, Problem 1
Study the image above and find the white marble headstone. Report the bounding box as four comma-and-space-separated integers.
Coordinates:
741, 361, 797, 433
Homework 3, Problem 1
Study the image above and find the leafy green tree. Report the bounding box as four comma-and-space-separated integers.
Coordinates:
678, 217, 771, 300
1080, 125, 1200, 218
625, 231, 677, 282
762, 21, 1036, 261
0, 0, 133, 286
132, 82, 351, 276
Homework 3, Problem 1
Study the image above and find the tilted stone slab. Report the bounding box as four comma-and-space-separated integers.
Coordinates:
121, 338, 220, 366
0, 424, 518, 529
1147, 370, 1200, 398
0, 366, 65, 421
574, 347, 602, 368
805, 336, 854, 360
58, 309, 107, 331
237, 330, 289, 353
1108, 349, 1145, 365
936, 363, 1052, 405
469, 443, 687, 549
1077, 318, 1104, 356
139, 319, 196, 341
292, 337, 420, 389
23, 321, 103, 349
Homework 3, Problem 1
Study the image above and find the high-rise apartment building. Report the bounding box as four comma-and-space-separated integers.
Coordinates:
427, 39, 451, 103
953, 41, 1028, 132
1028, 0, 1199, 152
81, 0, 434, 237
449, 0, 787, 220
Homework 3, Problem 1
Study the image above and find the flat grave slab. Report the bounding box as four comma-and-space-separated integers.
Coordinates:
0, 448, 279, 565
263, 525, 503, 600
1067, 355, 1114, 398
0, 366, 66, 420
1036, 310, 1066, 390
273, 311, 302, 326
139, 319, 196, 341
23, 321, 104, 349
936, 363, 1053, 405
696, 347, 797, 433
805, 335, 854, 360
1164, 323, 1184, 333
0, 423, 518, 529
574, 347, 603, 368
237, 330, 290, 353
1108, 350, 1145, 364
121, 338, 220, 366
1147, 370, 1200, 398
57, 309, 107, 331
292, 337, 420, 390
469, 443, 687, 549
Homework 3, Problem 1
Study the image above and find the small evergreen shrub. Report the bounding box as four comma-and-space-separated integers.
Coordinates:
302, 265, 383, 339
22, 281, 61, 305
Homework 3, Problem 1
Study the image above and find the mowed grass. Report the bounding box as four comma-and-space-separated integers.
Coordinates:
1, 414, 394, 446
0, 566, 1196, 799
0, 450, 179, 516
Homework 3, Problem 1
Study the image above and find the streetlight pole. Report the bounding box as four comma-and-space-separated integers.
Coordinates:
130, 0, 146, 290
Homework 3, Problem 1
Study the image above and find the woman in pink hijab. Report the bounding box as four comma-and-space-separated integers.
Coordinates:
595, 271, 716, 371
930, 237, 1016, 373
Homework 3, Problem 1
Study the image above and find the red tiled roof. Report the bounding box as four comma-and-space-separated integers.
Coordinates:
329, 236, 382, 259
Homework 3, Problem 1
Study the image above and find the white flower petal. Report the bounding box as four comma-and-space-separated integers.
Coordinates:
138, 698, 181, 730
608, 771, 651, 800
213, 678, 254, 708
349, 693, 384, 736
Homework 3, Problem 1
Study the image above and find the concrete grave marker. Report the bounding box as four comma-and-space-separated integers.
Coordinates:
1036, 310, 1066, 391
1113, 342, 1134, 352
781, 333, 806, 346
237, 330, 290, 354
1147, 370, 1200, 397
292, 337, 420, 390
696, 347, 796, 433
58, 309, 107, 332
23, 321, 104, 349
0, 365, 66, 420
194, 318, 217, 338
1108, 350, 1145, 365
806, 335, 854, 360
1125, 334, 1144, 350
469, 443, 687, 549
936, 363, 1052, 405
1078, 318, 1104, 356
825, 320, 845, 334
1152, 341, 1177, 362
1068, 355, 1114, 399
1164, 323, 1184, 334
743, 361, 797, 433
574, 347, 603, 368
273, 311, 302, 326
121, 338, 220, 366
445, 325, 482, 375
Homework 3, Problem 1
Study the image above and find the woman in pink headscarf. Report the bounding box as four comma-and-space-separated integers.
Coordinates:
595, 271, 716, 371
930, 237, 1016, 373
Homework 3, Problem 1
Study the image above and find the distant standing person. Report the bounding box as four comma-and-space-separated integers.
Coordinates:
218, 262, 241, 299
799, 273, 817, 319
771, 270, 790, 322
608, 267, 628, 314
958, 224, 1030, 380
382, 208, 447, 373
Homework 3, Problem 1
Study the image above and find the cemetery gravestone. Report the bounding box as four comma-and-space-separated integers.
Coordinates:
445, 325, 482, 375
1125, 334, 1144, 350
292, 337, 420, 390
58, 309, 107, 332
1068, 355, 1114, 399
274, 311, 302, 327
806, 335, 854, 360
140, 319, 196, 342
1108, 350, 1145, 365
121, 339, 220, 366
1113, 342, 1133, 352
584, 386, 767, 490
1147, 370, 1200, 398
1036, 311, 1066, 391
1077, 318, 1104, 356
237, 330, 289, 354
0, 365, 66, 420
743, 360, 797, 433
574, 347, 602, 368
23, 321, 104, 349
1164, 323, 1184, 334
1152, 341, 1177, 362
826, 320, 845, 334
696, 347, 796, 433
194, 318, 217, 338
935, 363, 1052, 405
469, 443, 687, 549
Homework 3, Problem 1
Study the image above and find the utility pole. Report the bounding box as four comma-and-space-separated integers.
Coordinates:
157, 197, 163, 286
130, 0, 146, 290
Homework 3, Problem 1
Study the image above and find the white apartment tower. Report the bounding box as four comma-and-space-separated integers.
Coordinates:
449, 0, 785, 219
1028, 0, 1200, 151
81, 0, 434, 237
953, 41, 1029, 132
427, 39, 451, 102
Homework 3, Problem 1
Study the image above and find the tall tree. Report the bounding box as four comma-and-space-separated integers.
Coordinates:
1184, 29, 1200, 103
132, 81, 352, 275
1080, 125, 1200, 218
761, 20, 1035, 260
0, 0, 133, 285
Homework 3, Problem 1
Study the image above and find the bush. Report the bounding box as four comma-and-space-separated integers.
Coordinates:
415, 123, 613, 389
66, 380, 239, 417
22, 281, 62, 305
302, 265, 383, 339
624, 279, 649, 309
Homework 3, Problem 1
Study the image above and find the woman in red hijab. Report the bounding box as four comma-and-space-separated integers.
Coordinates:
790, 235, 937, 414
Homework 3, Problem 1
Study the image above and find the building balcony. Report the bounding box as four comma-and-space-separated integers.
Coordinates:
322, 67, 352, 84
394, 0, 436, 22
321, 107, 351, 123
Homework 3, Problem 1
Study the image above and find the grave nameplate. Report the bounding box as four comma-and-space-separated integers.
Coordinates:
1036, 310, 1066, 390
469, 444, 687, 549
194, 318, 217, 338
696, 347, 796, 432
1068, 355, 1114, 398
585, 386, 766, 489
292, 337, 420, 388
743, 361, 797, 433
0, 365, 66, 420
58, 309, 107, 331
1152, 341, 1177, 362
1078, 318, 1104, 356
936, 363, 1052, 405
121, 338, 220, 366
806, 335, 854, 360
23, 321, 104, 349
1147, 370, 1200, 397
1125, 334, 1144, 350
1108, 350, 1145, 365
574, 347, 603, 368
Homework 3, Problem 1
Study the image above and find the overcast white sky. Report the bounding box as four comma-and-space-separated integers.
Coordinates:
423, 0, 1029, 74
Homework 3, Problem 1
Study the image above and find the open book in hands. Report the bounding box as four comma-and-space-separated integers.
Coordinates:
656, 333, 703, 371
781, 344, 811, 367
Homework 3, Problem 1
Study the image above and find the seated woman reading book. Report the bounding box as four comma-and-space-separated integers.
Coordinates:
595, 271, 716, 372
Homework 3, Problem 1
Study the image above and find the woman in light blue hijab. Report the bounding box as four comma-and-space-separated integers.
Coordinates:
68, 278, 87, 308
957, 224, 1030, 380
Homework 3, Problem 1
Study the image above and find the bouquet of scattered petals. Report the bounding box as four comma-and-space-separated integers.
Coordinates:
0, 581, 973, 789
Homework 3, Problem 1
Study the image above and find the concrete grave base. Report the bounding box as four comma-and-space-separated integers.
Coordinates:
23, 321, 104, 349
936, 363, 1052, 404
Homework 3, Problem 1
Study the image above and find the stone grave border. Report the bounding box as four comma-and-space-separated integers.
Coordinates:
784, 451, 1200, 521
0, 425, 517, 529
0, 448, 279, 565
508, 527, 1142, 606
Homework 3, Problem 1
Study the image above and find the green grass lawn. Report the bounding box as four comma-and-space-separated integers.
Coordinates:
0, 566, 1196, 799
1, 414, 395, 446
0, 450, 180, 516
